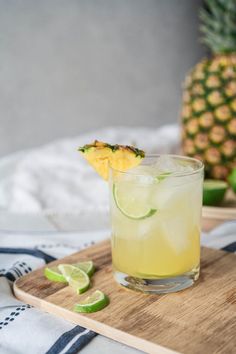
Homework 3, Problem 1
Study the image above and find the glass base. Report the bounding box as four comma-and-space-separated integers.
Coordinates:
113, 267, 200, 294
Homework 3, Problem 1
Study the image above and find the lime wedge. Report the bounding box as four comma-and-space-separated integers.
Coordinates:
113, 183, 157, 220
44, 266, 67, 283
74, 261, 95, 277
155, 171, 172, 182
44, 261, 95, 283
58, 264, 90, 294
228, 168, 236, 194
73, 290, 109, 313
203, 179, 228, 206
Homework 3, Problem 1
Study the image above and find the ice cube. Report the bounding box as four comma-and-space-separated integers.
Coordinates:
122, 165, 154, 184
126, 165, 151, 175
153, 156, 194, 176
154, 156, 179, 173
160, 216, 191, 254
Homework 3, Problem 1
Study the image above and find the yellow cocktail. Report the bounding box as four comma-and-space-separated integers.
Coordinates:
110, 155, 203, 293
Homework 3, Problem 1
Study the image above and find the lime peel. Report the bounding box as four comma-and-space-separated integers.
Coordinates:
203, 179, 228, 206
74, 261, 95, 278
113, 183, 157, 220
44, 266, 67, 283
73, 290, 109, 313
44, 261, 95, 283
58, 264, 90, 294
155, 171, 172, 182
228, 168, 236, 193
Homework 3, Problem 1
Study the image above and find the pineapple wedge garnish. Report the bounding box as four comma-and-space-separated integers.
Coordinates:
78, 140, 145, 180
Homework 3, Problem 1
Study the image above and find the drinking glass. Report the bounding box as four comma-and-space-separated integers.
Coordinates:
109, 155, 204, 294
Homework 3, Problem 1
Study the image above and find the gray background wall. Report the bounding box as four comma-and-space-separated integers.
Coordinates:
0, 0, 205, 157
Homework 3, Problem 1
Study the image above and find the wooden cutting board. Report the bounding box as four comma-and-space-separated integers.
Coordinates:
14, 240, 236, 354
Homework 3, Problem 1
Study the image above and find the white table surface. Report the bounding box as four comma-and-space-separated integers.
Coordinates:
1, 212, 143, 354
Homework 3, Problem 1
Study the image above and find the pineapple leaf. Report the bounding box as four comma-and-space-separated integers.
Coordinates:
200, 0, 236, 54
199, 9, 222, 32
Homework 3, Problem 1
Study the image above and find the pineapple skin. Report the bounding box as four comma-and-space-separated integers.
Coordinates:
78, 140, 145, 180
181, 54, 236, 180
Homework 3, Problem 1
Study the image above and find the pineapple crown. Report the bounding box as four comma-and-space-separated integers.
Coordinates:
200, 0, 236, 54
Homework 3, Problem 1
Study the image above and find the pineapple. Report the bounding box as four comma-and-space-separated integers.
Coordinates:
78, 140, 145, 180
181, 0, 236, 180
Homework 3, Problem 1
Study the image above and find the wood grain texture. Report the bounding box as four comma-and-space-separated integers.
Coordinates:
14, 240, 236, 354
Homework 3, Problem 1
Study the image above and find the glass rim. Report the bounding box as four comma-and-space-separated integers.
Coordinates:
109, 154, 204, 178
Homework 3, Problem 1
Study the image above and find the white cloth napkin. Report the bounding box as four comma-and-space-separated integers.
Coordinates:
0, 125, 180, 214
0, 229, 107, 354
0, 222, 235, 354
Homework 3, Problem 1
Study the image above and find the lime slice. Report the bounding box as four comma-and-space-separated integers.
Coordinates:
113, 183, 157, 220
228, 168, 236, 194
155, 171, 172, 182
74, 261, 95, 277
203, 179, 228, 206
44, 261, 95, 283
58, 264, 90, 294
73, 290, 109, 313
44, 266, 67, 283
